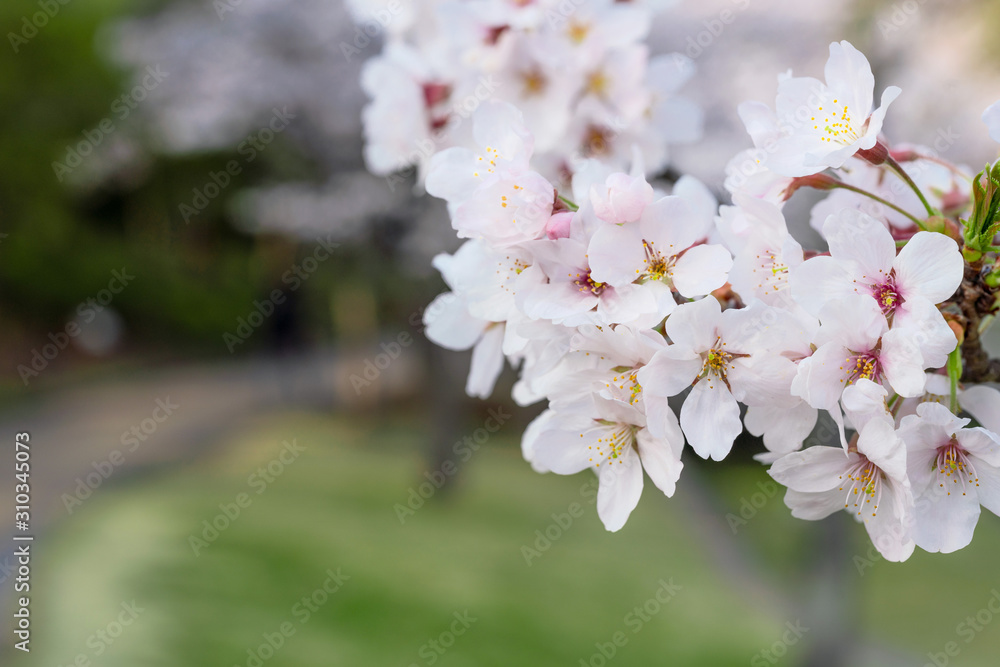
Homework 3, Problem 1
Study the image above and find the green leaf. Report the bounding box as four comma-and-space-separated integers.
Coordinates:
963, 160, 1000, 253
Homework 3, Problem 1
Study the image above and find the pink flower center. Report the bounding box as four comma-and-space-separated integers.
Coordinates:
573, 270, 607, 296
845, 350, 883, 385
870, 277, 903, 317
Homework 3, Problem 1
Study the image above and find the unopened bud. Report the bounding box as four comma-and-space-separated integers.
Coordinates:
544, 212, 573, 240
422, 82, 451, 108
944, 316, 965, 345
888, 148, 920, 163
782, 173, 839, 201
856, 141, 889, 166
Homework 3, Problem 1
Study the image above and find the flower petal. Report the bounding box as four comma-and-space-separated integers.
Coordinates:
768, 446, 851, 492
894, 231, 963, 304
663, 296, 721, 351
783, 488, 845, 520
637, 426, 684, 498
790, 256, 854, 317
424, 293, 485, 350
466, 324, 505, 398
671, 245, 733, 297
961, 385, 1000, 435
823, 208, 895, 281
679, 381, 742, 460
596, 449, 644, 532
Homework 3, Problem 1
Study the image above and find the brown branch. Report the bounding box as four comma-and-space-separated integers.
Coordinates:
959, 259, 1000, 382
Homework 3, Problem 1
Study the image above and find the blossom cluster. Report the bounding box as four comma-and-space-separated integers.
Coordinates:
353, 0, 702, 188
360, 18, 1000, 562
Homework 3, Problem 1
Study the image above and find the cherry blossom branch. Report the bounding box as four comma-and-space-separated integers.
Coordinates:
892, 149, 974, 184
784, 174, 927, 229
832, 181, 928, 230
958, 260, 1000, 382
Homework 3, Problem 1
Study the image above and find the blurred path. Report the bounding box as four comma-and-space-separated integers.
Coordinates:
0, 349, 351, 606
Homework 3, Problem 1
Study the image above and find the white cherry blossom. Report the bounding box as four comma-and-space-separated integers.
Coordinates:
748, 40, 901, 177
900, 401, 1000, 553
525, 394, 684, 531
792, 208, 961, 369
639, 297, 803, 461
770, 380, 915, 562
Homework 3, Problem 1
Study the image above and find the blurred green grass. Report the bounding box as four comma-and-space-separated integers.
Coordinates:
20, 410, 1000, 666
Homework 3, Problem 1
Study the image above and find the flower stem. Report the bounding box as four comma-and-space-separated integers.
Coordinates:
557, 195, 579, 211
886, 392, 902, 416
903, 152, 973, 184
832, 182, 927, 230
885, 155, 937, 218
947, 344, 962, 413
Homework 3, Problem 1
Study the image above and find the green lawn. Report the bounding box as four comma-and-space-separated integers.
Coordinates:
19, 409, 1000, 666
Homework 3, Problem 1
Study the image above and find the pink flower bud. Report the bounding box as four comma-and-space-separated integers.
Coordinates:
781, 173, 839, 201
856, 140, 889, 166
422, 83, 451, 109
545, 211, 574, 239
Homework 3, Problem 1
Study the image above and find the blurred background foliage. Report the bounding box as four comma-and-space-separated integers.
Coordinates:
0, 0, 440, 380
